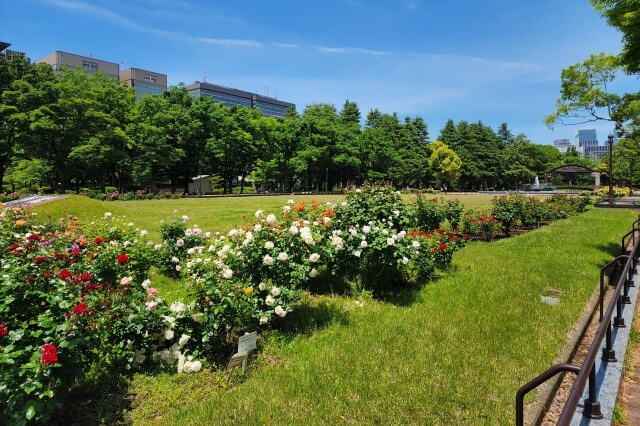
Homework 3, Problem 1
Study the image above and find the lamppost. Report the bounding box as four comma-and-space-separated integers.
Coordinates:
608, 133, 614, 206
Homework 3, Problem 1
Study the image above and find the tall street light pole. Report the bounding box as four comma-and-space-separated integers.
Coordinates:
608, 133, 614, 206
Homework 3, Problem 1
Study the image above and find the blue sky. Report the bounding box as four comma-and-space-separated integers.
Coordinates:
1, 0, 633, 145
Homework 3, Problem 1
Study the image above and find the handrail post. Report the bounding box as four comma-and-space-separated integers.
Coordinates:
583, 366, 603, 419
602, 320, 617, 362
614, 293, 626, 328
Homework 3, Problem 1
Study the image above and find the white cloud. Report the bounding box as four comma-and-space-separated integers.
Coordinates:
194, 38, 263, 48
314, 46, 392, 56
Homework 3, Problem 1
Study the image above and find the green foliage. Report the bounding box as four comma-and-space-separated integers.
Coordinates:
0, 208, 195, 424
461, 211, 503, 241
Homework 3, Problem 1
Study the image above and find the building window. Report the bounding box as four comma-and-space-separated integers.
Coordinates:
82, 60, 98, 71
144, 74, 157, 84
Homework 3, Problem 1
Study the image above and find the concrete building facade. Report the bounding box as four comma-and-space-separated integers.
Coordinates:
553, 138, 573, 154
0, 42, 26, 61
120, 67, 167, 97
186, 81, 295, 118
37, 51, 120, 79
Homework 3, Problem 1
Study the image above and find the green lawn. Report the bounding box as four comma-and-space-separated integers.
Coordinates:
157, 207, 634, 425
32, 193, 498, 240
29, 195, 629, 425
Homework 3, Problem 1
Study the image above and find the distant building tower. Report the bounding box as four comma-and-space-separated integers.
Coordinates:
553, 138, 572, 154
37, 51, 120, 79
0, 42, 26, 61
575, 129, 598, 157
186, 81, 295, 118
120, 68, 167, 98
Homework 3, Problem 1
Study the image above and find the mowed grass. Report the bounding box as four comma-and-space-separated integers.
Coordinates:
153, 207, 635, 425
31, 193, 498, 239
27, 194, 623, 424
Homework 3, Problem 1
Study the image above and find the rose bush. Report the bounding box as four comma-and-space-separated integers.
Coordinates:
0, 209, 200, 424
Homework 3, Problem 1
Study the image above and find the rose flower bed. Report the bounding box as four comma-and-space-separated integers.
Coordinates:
0, 208, 202, 424
1, 185, 468, 424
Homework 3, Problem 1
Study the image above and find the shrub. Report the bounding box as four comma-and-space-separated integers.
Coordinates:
0, 209, 199, 423
461, 211, 503, 241
597, 186, 631, 199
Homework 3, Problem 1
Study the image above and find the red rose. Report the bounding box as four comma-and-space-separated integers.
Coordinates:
0, 322, 8, 338
34, 256, 48, 263
58, 269, 72, 280
72, 303, 89, 316
41, 343, 58, 366
27, 233, 41, 241
54, 252, 68, 260
93, 237, 103, 244
27, 276, 35, 283
80, 273, 91, 281
117, 253, 129, 264
439, 243, 448, 251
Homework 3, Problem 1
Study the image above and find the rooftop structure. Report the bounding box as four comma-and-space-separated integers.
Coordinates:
120, 67, 167, 98
0, 41, 26, 61
553, 138, 572, 155
186, 81, 295, 118
37, 51, 119, 79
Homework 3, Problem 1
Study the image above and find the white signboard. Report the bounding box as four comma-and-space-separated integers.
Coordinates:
238, 331, 257, 355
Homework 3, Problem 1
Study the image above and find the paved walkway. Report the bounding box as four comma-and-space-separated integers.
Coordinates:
2, 194, 69, 208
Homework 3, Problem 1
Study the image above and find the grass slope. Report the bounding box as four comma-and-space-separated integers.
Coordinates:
156, 208, 636, 425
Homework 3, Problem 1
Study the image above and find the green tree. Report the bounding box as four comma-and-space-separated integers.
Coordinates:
591, 0, 640, 73
545, 53, 640, 147
428, 141, 461, 188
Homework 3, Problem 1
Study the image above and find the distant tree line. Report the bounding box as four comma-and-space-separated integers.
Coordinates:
0, 56, 614, 194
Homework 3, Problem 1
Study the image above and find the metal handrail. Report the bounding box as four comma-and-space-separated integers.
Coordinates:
599, 255, 628, 321
515, 364, 581, 426
621, 228, 636, 252
516, 224, 640, 425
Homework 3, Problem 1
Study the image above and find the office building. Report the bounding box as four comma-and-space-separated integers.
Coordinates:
37, 51, 119, 79
553, 138, 572, 154
575, 129, 598, 157
186, 81, 295, 118
120, 67, 167, 97
0, 42, 26, 61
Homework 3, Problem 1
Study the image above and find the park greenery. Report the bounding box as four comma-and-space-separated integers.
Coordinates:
0, 190, 624, 424
546, 1, 640, 155
4, 55, 635, 196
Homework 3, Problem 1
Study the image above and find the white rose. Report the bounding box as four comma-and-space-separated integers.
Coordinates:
265, 295, 275, 306
360, 240, 368, 248
258, 281, 267, 291
263, 255, 274, 265
387, 238, 395, 245
222, 268, 233, 279
412, 241, 420, 248
282, 205, 291, 214
259, 316, 268, 325
354, 250, 361, 258
254, 224, 262, 232
265, 241, 275, 250
309, 268, 318, 278
164, 329, 174, 340
362, 225, 371, 234
178, 334, 191, 347
309, 253, 320, 263
271, 287, 281, 296
145, 301, 158, 310
402, 256, 409, 265
255, 209, 263, 219
275, 306, 287, 318
289, 225, 299, 235
266, 214, 277, 225
277, 252, 288, 261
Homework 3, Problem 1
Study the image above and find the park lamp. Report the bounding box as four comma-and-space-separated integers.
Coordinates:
608, 134, 614, 206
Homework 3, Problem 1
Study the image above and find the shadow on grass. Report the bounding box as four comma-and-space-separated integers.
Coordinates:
48, 371, 132, 425
279, 295, 351, 335
592, 241, 623, 258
